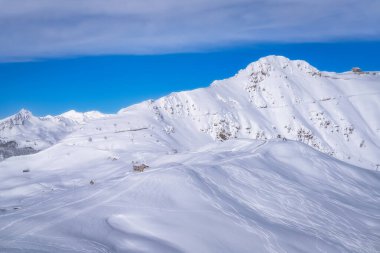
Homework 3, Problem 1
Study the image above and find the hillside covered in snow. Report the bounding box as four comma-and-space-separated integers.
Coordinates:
0, 56, 379, 252
0, 109, 106, 160
1, 56, 379, 170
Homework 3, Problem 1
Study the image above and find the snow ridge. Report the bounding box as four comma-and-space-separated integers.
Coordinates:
0, 56, 379, 253
1, 55, 380, 170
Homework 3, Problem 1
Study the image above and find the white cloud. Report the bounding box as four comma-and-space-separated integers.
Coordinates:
0, 0, 379, 61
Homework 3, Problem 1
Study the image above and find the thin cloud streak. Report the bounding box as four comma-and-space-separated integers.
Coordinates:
0, 0, 379, 61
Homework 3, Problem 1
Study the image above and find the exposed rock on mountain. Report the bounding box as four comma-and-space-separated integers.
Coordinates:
0, 56, 379, 253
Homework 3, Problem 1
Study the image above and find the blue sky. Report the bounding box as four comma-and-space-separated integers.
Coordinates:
1, 42, 380, 118
0, 0, 379, 118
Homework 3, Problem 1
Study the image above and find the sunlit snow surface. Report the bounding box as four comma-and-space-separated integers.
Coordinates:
0, 139, 379, 253
1, 56, 380, 252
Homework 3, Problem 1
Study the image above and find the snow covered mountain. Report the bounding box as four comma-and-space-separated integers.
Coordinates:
115, 55, 380, 170
0, 56, 379, 253
0, 109, 73, 159
59, 110, 108, 124
1, 56, 379, 169
0, 109, 106, 160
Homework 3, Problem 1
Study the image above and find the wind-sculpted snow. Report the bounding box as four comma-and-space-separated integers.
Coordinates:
0, 140, 378, 253
0, 56, 379, 252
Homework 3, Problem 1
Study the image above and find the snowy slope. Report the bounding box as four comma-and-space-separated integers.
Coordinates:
0, 109, 107, 160
0, 139, 379, 253
0, 56, 379, 252
59, 110, 108, 124
0, 109, 75, 156
115, 55, 380, 170
2, 56, 379, 169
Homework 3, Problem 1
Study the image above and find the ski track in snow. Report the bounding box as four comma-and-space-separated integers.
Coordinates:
1, 56, 380, 252
0, 140, 379, 252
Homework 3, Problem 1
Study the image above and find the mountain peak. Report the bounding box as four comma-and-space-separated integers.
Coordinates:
0, 108, 33, 126
59, 109, 105, 123
11, 108, 33, 122
60, 110, 81, 118
239, 55, 319, 78
17, 108, 33, 117
257, 55, 290, 64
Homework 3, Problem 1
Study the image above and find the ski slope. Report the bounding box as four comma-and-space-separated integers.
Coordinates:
0, 56, 379, 252
0, 139, 379, 252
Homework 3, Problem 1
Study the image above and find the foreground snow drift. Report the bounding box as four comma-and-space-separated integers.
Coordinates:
0, 140, 378, 253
